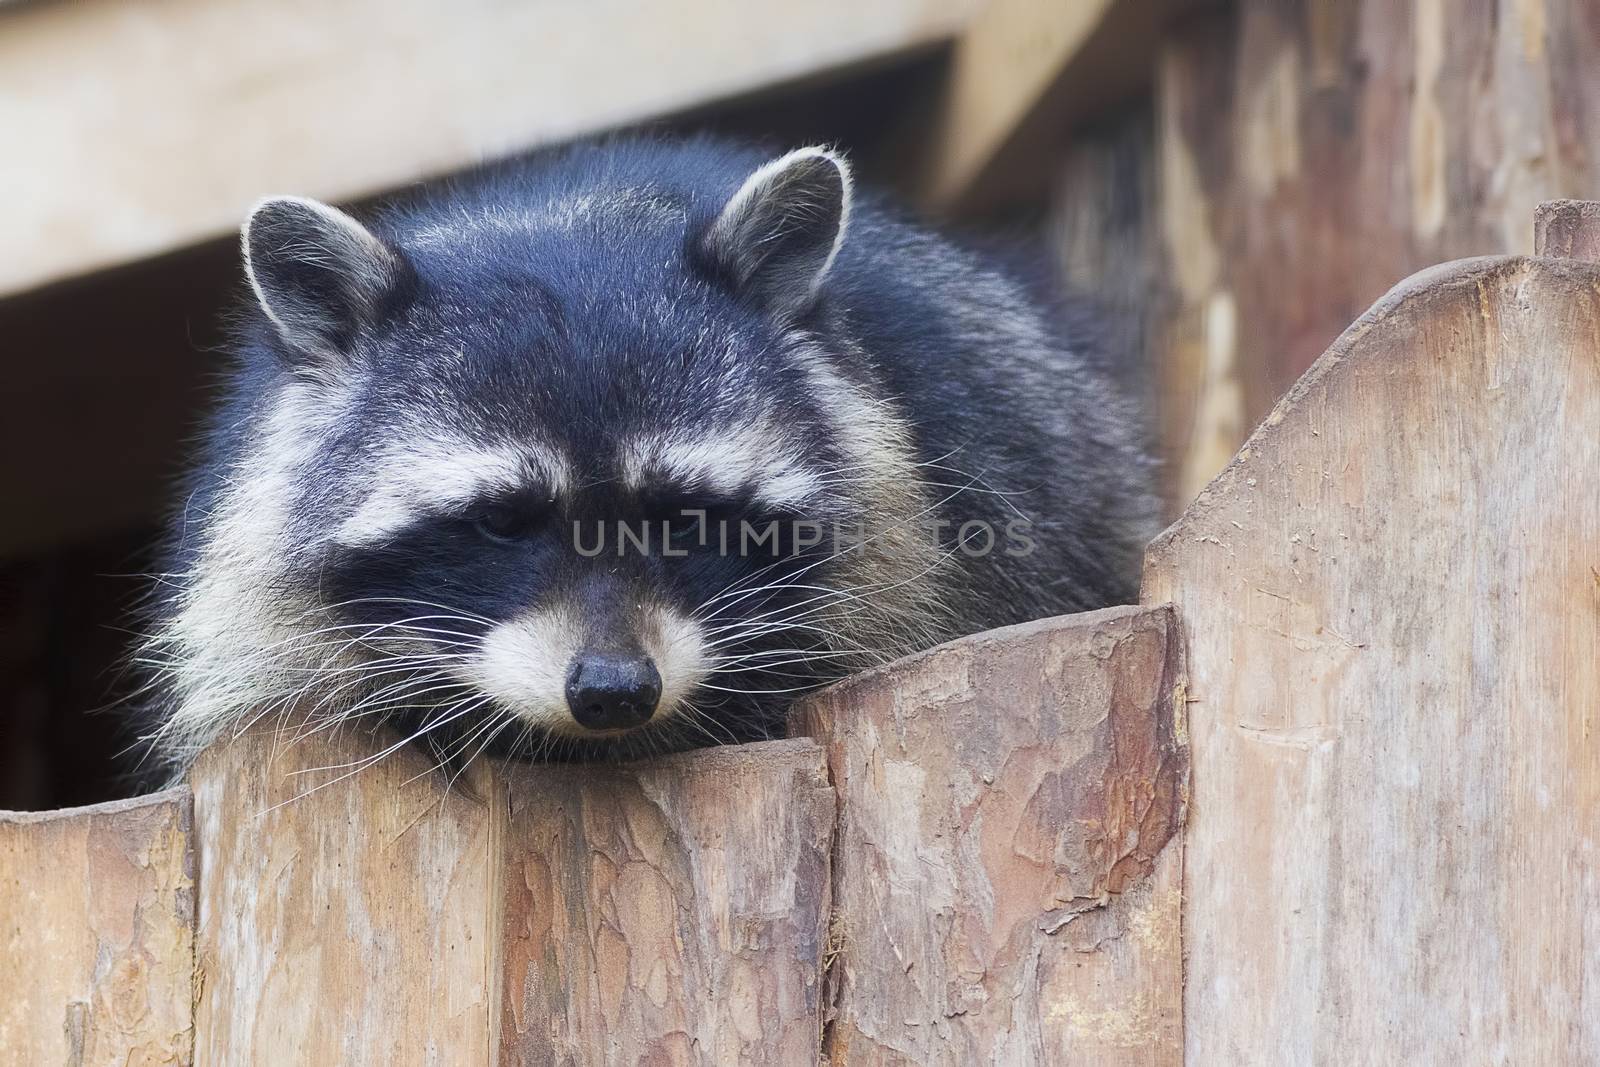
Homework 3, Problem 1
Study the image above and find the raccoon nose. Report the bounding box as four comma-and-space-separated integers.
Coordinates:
565, 653, 661, 731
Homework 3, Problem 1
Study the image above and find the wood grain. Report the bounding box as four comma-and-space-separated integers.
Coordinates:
1154, 0, 1600, 503
1143, 252, 1600, 1062
0, 788, 196, 1065
189, 729, 501, 1065
499, 738, 835, 1067
792, 605, 1187, 1065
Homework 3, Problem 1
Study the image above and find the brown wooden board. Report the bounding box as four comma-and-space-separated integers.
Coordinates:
1143, 250, 1600, 1061
188, 726, 836, 1064
0, 788, 196, 1065
498, 738, 835, 1065
792, 604, 1186, 1065
189, 730, 502, 1065
1153, 0, 1600, 505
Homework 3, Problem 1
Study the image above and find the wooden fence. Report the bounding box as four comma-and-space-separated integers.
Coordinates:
3, 202, 1597, 1064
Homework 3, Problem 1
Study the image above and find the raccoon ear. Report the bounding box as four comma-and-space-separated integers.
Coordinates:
242, 196, 401, 363
702, 146, 852, 319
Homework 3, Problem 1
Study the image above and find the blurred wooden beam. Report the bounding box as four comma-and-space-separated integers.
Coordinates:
919, 0, 1193, 214
0, 0, 979, 300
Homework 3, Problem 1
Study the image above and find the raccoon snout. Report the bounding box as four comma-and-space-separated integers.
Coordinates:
564, 652, 662, 731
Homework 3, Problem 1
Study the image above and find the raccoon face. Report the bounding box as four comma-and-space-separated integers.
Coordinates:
186, 147, 930, 763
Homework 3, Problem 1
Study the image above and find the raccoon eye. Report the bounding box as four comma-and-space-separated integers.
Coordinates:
472, 504, 537, 542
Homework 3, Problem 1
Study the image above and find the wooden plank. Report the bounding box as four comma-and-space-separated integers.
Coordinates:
1044, 103, 1163, 475
1152, 0, 1600, 505
189, 730, 502, 1065
792, 605, 1186, 1065
1534, 198, 1600, 260
0, 0, 977, 300
920, 0, 1192, 213
1142, 250, 1600, 1061
0, 788, 196, 1065
499, 738, 835, 1065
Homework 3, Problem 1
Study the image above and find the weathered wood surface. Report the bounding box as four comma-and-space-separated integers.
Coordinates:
1154, 0, 1600, 505
1534, 198, 1600, 260
189, 726, 836, 1065
499, 739, 835, 1066
792, 604, 1187, 1065
189, 730, 502, 1065
1143, 248, 1600, 1062
0, 788, 196, 1065
0, 0, 978, 299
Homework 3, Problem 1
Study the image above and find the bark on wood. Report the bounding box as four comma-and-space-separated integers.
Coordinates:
189, 730, 501, 1066
498, 738, 835, 1066
188, 726, 836, 1065
1154, 0, 1600, 504
792, 605, 1186, 1065
1143, 251, 1600, 1062
0, 788, 196, 1065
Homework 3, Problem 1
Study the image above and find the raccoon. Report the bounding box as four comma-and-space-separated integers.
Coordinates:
138, 136, 1157, 777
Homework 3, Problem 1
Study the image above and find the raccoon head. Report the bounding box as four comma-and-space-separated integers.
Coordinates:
151, 146, 942, 770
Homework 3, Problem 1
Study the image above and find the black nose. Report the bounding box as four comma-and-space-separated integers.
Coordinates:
565, 653, 661, 731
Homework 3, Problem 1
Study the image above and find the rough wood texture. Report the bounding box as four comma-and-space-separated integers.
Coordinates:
499, 739, 835, 1065
0, 0, 977, 299
0, 789, 196, 1065
1143, 250, 1600, 1062
792, 605, 1186, 1065
189, 730, 502, 1065
1155, 0, 1600, 504
1534, 198, 1600, 260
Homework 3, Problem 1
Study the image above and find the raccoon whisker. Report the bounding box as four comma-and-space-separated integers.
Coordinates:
673, 703, 742, 749
705, 637, 865, 661
708, 650, 862, 670
307, 596, 497, 625
693, 485, 974, 631
442, 711, 520, 793
280, 693, 491, 780
263, 617, 483, 651
219, 621, 479, 672
217, 654, 462, 716
696, 578, 842, 615
696, 594, 849, 635
231, 657, 470, 737
256, 698, 495, 816
286, 676, 478, 740
703, 619, 879, 655
700, 587, 886, 641
695, 681, 832, 696
706, 661, 852, 679
267, 649, 470, 676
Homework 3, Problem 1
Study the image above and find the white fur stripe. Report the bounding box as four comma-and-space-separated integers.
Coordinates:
621, 423, 822, 507
335, 438, 571, 546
